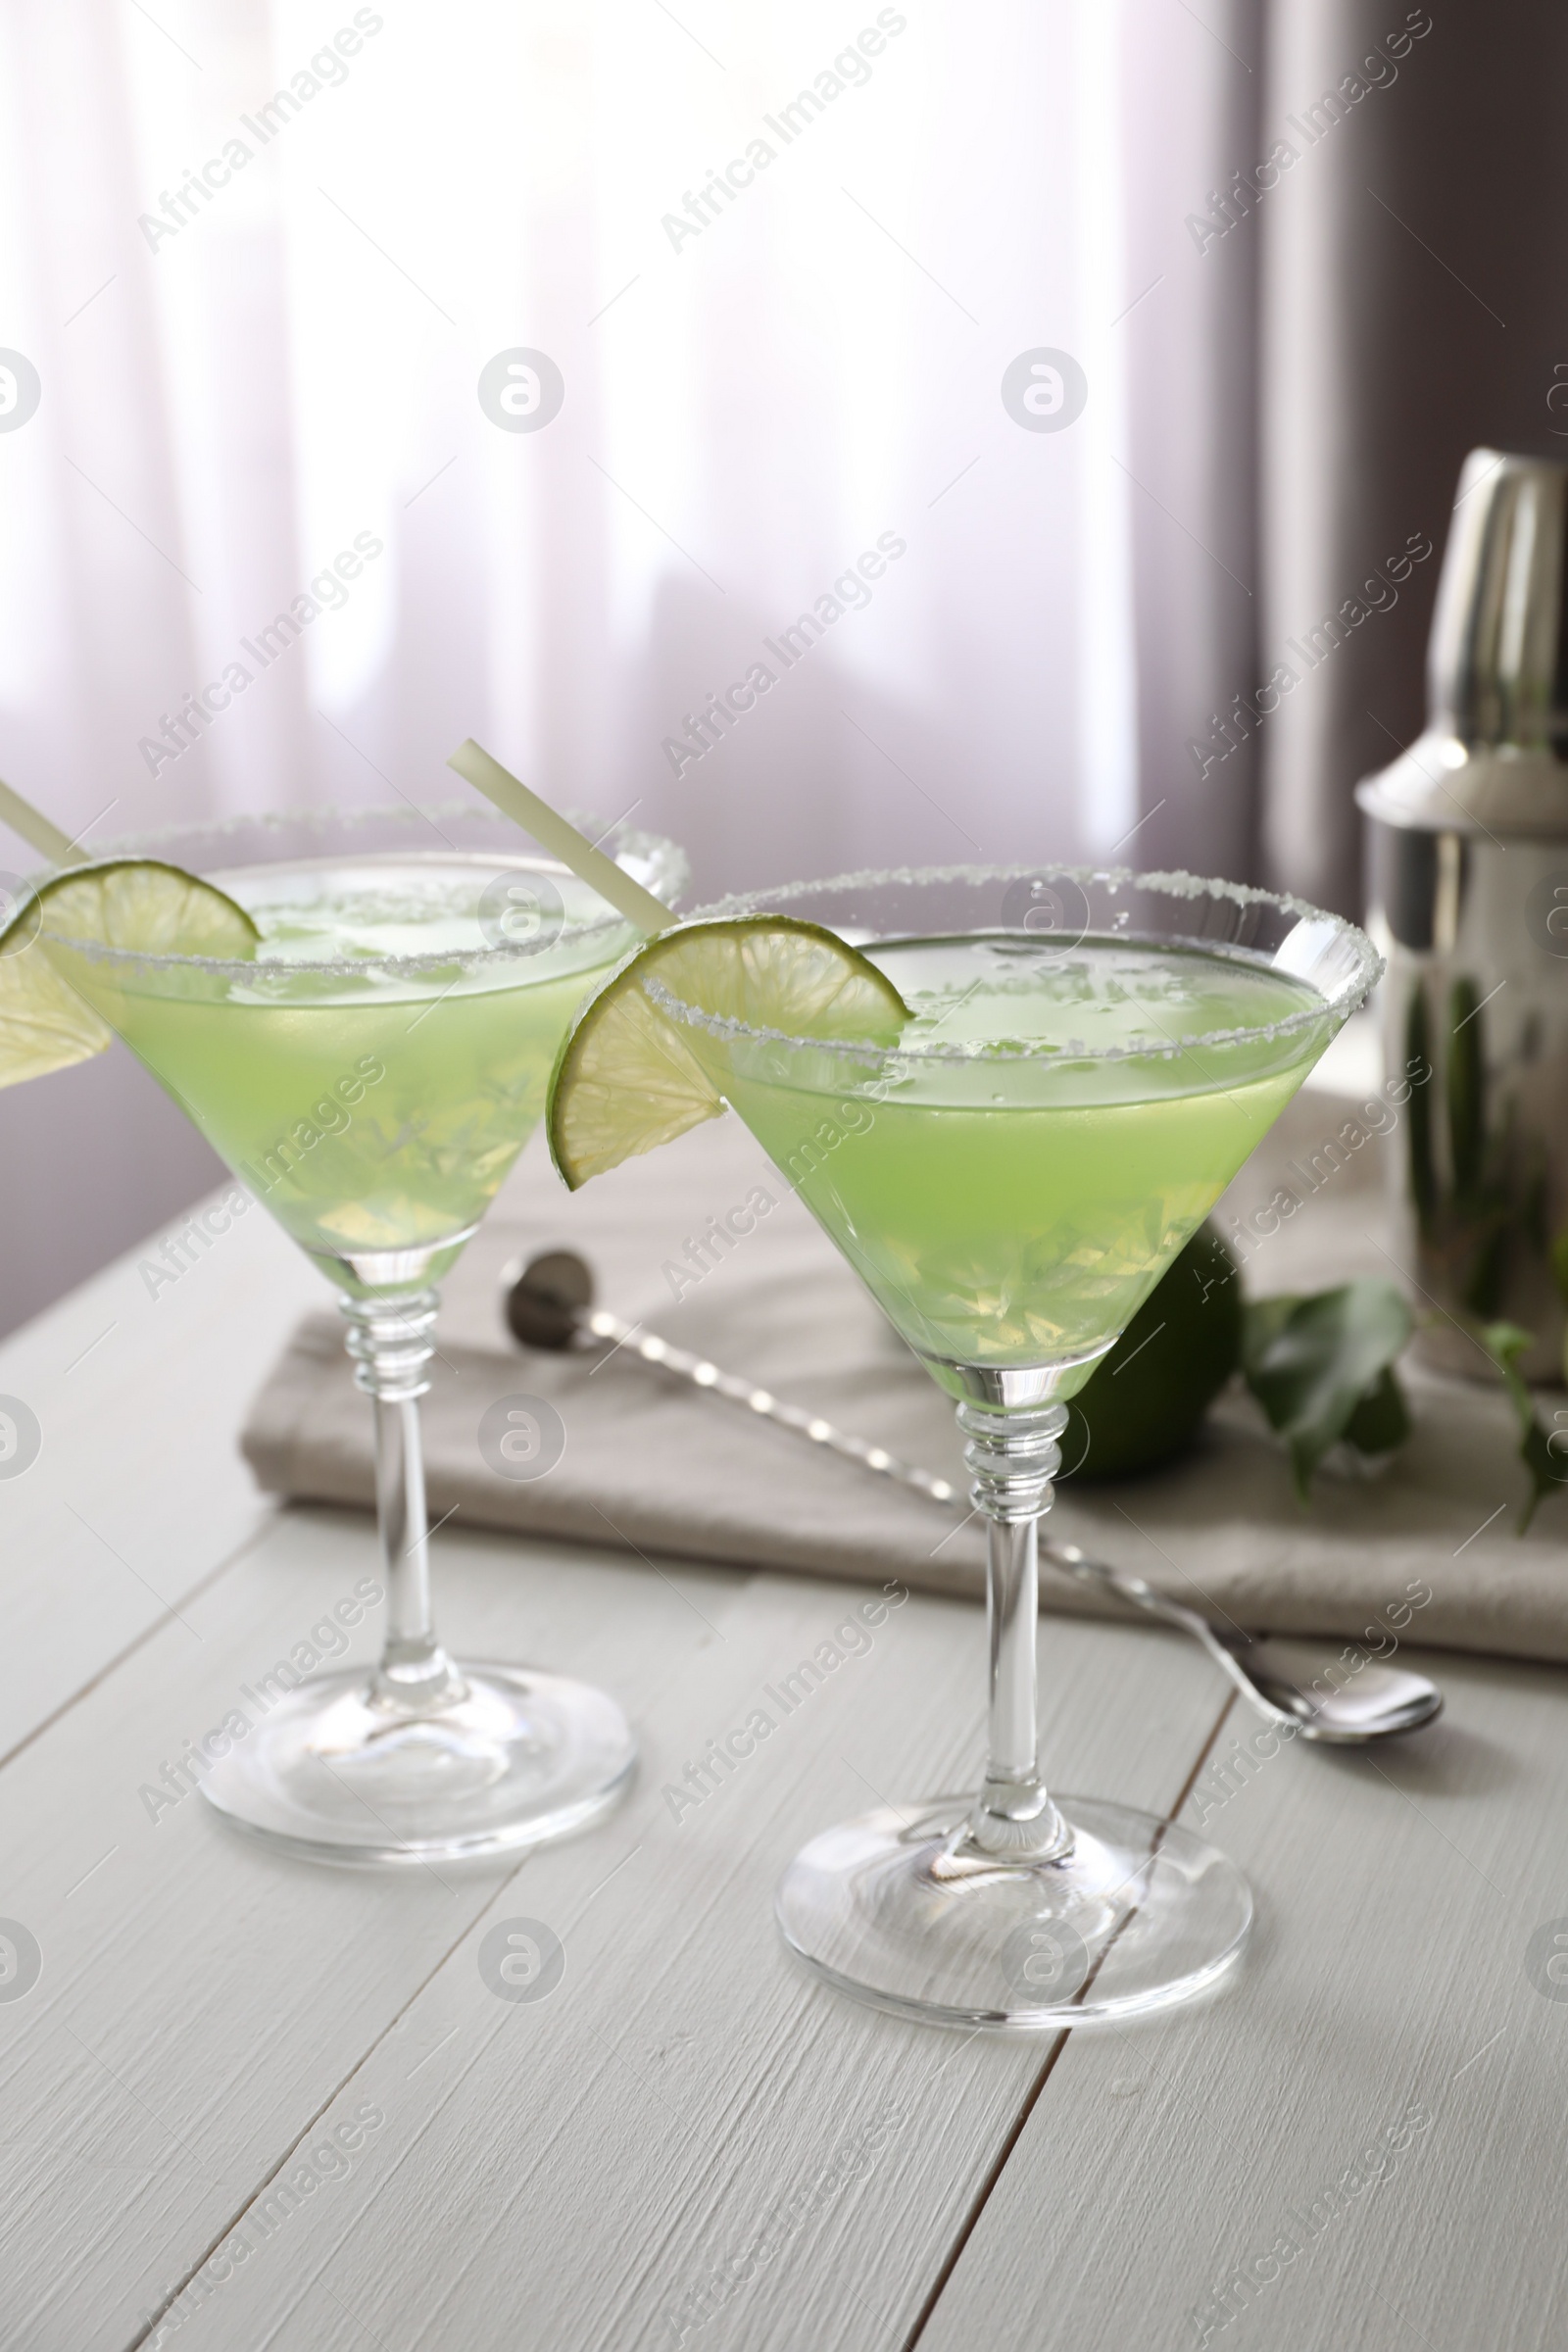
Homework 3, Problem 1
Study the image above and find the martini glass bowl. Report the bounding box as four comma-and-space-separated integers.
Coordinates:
40, 803, 684, 1867
655, 863, 1380, 2027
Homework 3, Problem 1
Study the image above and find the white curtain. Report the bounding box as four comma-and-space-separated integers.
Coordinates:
0, 0, 1256, 1332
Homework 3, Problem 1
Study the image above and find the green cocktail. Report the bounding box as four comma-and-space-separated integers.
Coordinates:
716, 934, 1327, 1391
52, 854, 636, 1292
27, 804, 684, 1867
627, 862, 1379, 2029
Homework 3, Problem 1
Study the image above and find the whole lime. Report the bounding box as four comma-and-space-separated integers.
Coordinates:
1060, 1223, 1243, 1481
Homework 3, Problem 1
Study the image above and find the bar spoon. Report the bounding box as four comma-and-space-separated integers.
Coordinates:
503, 1250, 1443, 1742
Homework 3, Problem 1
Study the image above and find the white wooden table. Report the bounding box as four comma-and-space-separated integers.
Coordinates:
2, 1190, 1563, 2352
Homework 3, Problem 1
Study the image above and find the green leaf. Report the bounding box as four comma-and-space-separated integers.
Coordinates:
1550, 1227, 1568, 1307
1446, 975, 1486, 1201
1341, 1363, 1411, 1457
1404, 986, 1437, 1232
1240, 1294, 1297, 1359
1242, 1279, 1413, 1501
1550, 1232, 1568, 1389
1480, 1321, 1568, 1535
1542, 1232, 1568, 1326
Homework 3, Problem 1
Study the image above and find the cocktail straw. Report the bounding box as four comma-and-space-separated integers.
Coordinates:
446, 739, 675, 937
0, 776, 78, 867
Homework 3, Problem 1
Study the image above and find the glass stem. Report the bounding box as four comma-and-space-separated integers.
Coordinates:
339, 1289, 465, 1711
956, 1397, 1072, 1861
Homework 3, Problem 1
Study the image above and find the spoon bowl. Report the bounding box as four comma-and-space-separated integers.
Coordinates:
1043, 1544, 1443, 1742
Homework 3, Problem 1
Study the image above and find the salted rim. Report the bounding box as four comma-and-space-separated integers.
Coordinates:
23, 801, 686, 981
647, 862, 1382, 1067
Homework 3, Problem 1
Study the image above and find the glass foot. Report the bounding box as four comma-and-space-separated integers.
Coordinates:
199, 1663, 635, 1867
775, 1793, 1250, 2029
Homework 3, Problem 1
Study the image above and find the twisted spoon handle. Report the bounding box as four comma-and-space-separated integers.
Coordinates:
580, 1305, 963, 1508
531, 1277, 1440, 1743
574, 1304, 1178, 1615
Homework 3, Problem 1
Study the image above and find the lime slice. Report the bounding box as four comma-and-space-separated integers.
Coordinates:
0, 858, 259, 1094
0, 925, 112, 1090
547, 915, 909, 1188
8, 858, 261, 959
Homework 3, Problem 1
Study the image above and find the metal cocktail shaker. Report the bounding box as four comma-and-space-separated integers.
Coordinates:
1357, 448, 1568, 1381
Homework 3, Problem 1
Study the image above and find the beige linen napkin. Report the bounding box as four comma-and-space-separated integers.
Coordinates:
241, 1089, 1568, 1663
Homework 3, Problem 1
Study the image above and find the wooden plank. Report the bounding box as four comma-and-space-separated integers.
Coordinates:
0, 1186, 320, 1760
0, 1495, 1222, 2342
916, 1645, 1568, 2352
23, 1549, 1228, 2352
0, 1505, 749, 2352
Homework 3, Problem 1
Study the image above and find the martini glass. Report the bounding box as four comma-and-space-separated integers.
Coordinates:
41, 803, 684, 1866
653, 864, 1380, 2026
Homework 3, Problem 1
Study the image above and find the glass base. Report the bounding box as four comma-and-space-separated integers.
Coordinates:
775, 1792, 1250, 2029
199, 1662, 635, 1867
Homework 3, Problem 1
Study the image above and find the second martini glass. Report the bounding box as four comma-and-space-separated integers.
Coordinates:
654, 864, 1379, 2026
40, 803, 683, 1866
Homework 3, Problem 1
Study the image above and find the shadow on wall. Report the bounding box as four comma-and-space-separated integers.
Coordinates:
0, 1043, 225, 1342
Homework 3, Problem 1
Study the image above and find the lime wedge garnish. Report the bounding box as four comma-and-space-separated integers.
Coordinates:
0, 858, 259, 1094
8, 858, 261, 959
0, 923, 112, 1090
546, 915, 910, 1189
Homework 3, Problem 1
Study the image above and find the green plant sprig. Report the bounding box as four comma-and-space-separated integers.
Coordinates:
1241, 1281, 1412, 1502
1479, 1322, 1568, 1534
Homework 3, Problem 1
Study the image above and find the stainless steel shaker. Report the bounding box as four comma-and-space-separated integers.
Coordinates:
1357, 448, 1568, 1381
